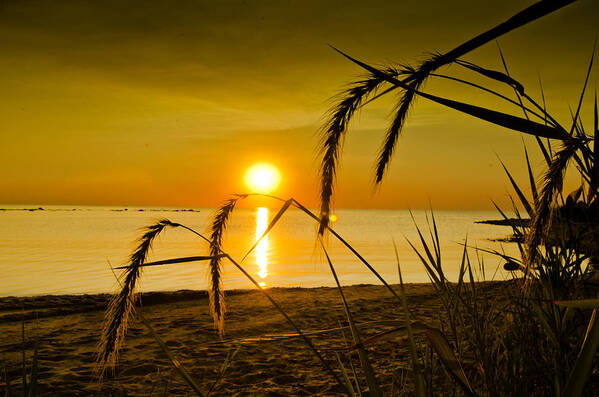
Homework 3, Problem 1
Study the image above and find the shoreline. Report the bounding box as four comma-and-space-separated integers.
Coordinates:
0, 281, 510, 396
0, 281, 510, 323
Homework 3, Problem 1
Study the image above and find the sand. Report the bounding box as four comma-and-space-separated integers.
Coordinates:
0, 282, 506, 396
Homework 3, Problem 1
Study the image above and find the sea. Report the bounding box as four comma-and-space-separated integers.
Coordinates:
0, 205, 519, 297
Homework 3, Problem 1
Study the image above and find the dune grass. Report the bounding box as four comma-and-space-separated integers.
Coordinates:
96, 190, 598, 395
313, 0, 599, 392
316, 0, 578, 234
94, 0, 599, 395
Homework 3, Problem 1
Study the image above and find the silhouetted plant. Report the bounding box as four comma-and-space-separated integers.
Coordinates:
97, 1, 599, 395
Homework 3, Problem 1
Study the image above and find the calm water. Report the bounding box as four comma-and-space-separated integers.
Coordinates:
0, 205, 518, 296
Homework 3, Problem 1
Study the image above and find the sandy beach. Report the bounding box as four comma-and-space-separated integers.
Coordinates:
1, 282, 507, 396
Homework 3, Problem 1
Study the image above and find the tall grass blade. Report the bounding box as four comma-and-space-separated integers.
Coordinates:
526, 138, 582, 271
208, 195, 247, 335
499, 159, 533, 216
335, 353, 357, 397
409, 211, 446, 286
595, 88, 598, 141
405, 238, 441, 287
292, 199, 406, 306
115, 217, 352, 395
98, 219, 178, 372
569, 43, 595, 136
537, 75, 554, 163
422, 328, 475, 396
412, 221, 438, 271
180, 211, 353, 396
456, 58, 523, 95
332, 48, 568, 140
114, 255, 223, 269
220, 251, 352, 395
430, 210, 441, 265
455, 244, 468, 301
554, 299, 599, 309
26, 344, 37, 397
321, 241, 382, 396
428, 0, 576, 71
374, 80, 418, 183
335, 320, 359, 394
394, 242, 426, 397
360, 0, 577, 107
537, 135, 552, 165
345, 323, 428, 349
562, 309, 599, 397
428, 73, 546, 121
320, 0, 576, 233
349, 359, 363, 397
593, 90, 599, 193
138, 311, 206, 397
107, 265, 206, 396
491, 199, 513, 222
498, 40, 563, 167
524, 145, 539, 204
496, 43, 528, 117
207, 346, 240, 396
566, 186, 583, 204
241, 199, 292, 262
318, 72, 399, 234
156, 215, 350, 393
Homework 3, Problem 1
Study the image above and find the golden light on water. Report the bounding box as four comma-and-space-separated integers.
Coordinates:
255, 207, 269, 283
244, 163, 281, 194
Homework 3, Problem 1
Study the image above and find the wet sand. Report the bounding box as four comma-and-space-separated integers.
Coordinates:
0, 282, 507, 396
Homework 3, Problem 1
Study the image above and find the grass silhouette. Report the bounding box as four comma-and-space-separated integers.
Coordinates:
96, 0, 599, 395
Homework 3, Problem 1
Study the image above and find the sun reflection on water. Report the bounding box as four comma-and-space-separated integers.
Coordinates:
255, 207, 269, 282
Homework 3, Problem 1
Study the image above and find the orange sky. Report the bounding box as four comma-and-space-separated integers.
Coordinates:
1, 0, 597, 209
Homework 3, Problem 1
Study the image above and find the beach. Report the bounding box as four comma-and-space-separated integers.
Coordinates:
0, 282, 507, 396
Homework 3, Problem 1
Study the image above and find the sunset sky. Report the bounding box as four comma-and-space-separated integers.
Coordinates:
1, 0, 597, 209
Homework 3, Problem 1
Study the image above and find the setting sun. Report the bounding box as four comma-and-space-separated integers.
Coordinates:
244, 163, 281, 194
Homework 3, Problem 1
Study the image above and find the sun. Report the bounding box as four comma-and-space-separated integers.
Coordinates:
244, 162, 281, 194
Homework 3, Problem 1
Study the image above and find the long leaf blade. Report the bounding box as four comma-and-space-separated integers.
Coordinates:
562, 309, 599, 397
569, 42, 595, 135
423, 328, 475, 396
114, 255, 223, 269
321, 241, 382, 396
394, 242, 426, 397
344, 323, 429, 350
358, 0, 577, 108
500, 159, 533, 216
332, 48, 568, 140
138, 312, 206, 397
242, 199, 292, 262
291, 199, 406, 306
593, 90, 599, 192
524, 145, 539, 204
336, 353, 358, 397
27, 344, 37, 397
554, 299, 599, 309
